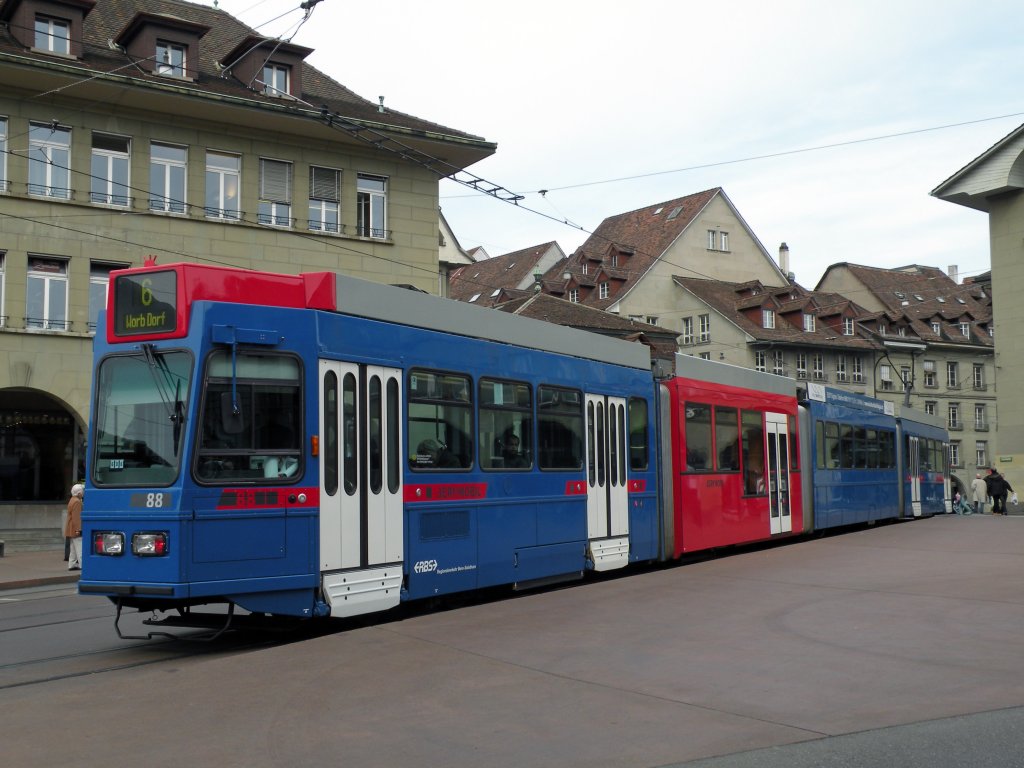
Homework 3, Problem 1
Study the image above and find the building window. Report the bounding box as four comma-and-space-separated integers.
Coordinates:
959, 322, 970, 337
931, 321, 941, 334
755, 351, 767, 372
205, 151, 240, 220
973, 363, 985, 390
796, 352, 808, 379
308, 166, 340, 232
646, 316, 659, 326
707, 230, 716, 249
946, 361, 959, 389
356, 174, 387, 238
568, 288, 579, 303
923, 360, 936, 388
681, 316, 693, 345
698, 352, 711, 360
88, 262, 123, 332
924, 401, 936, 416
843, 317, 855, 335
258, 158, 293, 227
878, 323, 887, 336
156, 40, 186, 76
29, 122, 71, 199
150, 143, 187, 213
720, 232, 729, 251
803, 313, 815, 332
975, 403, 987, 430
35, 15, 70, 54
901, 365, 911, 392
950, 441, 960, 467
948, 402, 961, 430
26, 257, 68, 330
609, 254, 618, 268
762, 309, 775, 329
852, 356, 864, 383
599, 282, 609, 299
261, 63, 290, 96
0, 252, 5, 327
90, 134, 130, 206
879, 364, 893, 391
772, 350, 784, 376
698, 314, 710, 343
835, 355, 847, 382
976, 441, 988, 468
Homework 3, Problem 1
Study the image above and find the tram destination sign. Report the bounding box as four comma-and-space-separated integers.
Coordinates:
114, 270, 177, 336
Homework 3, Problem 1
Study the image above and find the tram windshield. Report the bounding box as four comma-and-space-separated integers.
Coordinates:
92, 349, 192, 486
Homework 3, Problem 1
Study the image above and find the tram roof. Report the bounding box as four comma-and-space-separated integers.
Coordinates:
673, 354, 797, 398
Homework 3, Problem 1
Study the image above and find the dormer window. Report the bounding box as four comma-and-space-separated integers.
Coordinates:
762, 309, 775, 329
959, 322, 970, 337
156, 40, 185, 77
35, 14, 70, 54
931, 321, 940, 334
843, 317, 855, 335
803, 313, 815, 332
261, 63, 290, 96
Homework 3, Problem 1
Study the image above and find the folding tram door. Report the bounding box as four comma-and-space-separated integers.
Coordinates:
585, 394, 630, 571
765, 412, 793, 535
905, 435, 923, 518
318, 360, 404, 617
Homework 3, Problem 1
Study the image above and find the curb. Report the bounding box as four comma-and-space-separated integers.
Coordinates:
1, 575, 80, 591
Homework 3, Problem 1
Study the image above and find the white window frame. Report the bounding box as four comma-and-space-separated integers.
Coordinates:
598, 282, 609, 300
28, 122, 71, 199
356, 173, 388, 238
901, 365, 911, 391
813, 353, 825, 381
852, 357, 864, 383
205, 151, 241, 220
88, 262, 125, 333
843, 317, 855, 336
946, 361, 959, 389
803, 313, 815, 332
26, 257, 68, 331
150, 142, 187, 214
308, 166, 340, 233
931, 321, 940, 334
258, 158, 293, 227
924, 401, 936, 416
90, 133, 131, 207
0, 252, 5, 327
762, 309, 775, 329
796, 352, 808, 379
568, 288, 579, 303
35, 14, 70, 55
698, 314, 710, 343
720, 231, 729, 251
973, 363, 985, 389
755, 351, 767, 372
950, 441, 961, 467
156, 40, 186, 77
975, 403, 987, 430
959, 322, 970, 337
835, 355, 847, 382
879, 363, 892, 390
681, 316, 693, 345
0, 117, 6, 192
261, 63, 290, 96
948, 402, 960, 430
976, 441, 987, 468
771, 350, 784, 376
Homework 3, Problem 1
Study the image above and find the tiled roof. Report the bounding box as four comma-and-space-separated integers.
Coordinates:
449, 242, 560, 305
674, 276, 877, 350
495, 293, 678, 361
0, 0, 487, 143
542, 188, 721, 310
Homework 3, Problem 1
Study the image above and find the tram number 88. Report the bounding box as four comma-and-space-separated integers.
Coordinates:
129, 492, 172, 508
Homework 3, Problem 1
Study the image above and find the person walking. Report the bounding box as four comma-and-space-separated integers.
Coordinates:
970, 472, 989, 515
985, 468, 1013, 515
65, 484, 84, 570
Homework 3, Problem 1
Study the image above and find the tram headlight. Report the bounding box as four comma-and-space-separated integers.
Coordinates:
132, 532, 169, 557
93, 532, 125, 556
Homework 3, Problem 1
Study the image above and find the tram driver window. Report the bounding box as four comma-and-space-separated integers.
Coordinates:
479, 378, 533, 470
408, 370, 473, 470
196, 351, 302, 482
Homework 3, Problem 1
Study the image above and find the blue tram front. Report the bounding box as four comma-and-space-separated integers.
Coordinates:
80, 262, 659, 625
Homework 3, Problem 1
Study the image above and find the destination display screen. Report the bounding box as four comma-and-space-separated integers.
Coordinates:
113, 270, 177, 336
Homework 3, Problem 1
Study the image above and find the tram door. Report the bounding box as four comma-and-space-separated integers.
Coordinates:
318, 360, 404, 617
906, 436, 923, 517
584, 394, 629, 571
765, 413, 792, 535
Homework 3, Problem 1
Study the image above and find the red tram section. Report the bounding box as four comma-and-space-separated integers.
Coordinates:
664, 373, 802, 555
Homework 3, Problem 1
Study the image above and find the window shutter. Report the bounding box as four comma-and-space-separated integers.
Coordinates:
310, 167, 340, 201
260, 159, 292, 203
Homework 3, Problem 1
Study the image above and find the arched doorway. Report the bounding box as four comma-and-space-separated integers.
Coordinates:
0, 389, 84, 503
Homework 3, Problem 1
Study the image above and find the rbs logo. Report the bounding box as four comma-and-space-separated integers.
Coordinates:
413, 559, 438, 573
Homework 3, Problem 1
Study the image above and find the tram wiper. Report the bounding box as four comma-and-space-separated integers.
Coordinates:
141, 343, 186, 456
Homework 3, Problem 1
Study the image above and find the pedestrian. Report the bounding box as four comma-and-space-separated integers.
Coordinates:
984, 468, 1014, 515
65, 484, 84, 570
970, 472, 989, 515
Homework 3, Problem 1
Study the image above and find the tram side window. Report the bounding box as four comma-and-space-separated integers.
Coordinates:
479, 378, 533, 470
408, 370, 473, 470
741, 410, 765, 495
852, 426, 868, 468
628, 397, 648, 471
196, 351, 302, 483
879, 429, 895, 469
682, 403, 711, 471
789, 415, 799, 471
538, 385, 583, 469
715, 407, 740, 471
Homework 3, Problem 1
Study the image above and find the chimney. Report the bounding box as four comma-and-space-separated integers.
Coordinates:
948, 264, 959, 283
779, 242, 790, 277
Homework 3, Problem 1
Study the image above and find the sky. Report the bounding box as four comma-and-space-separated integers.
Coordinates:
214, 0, 1024, 288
